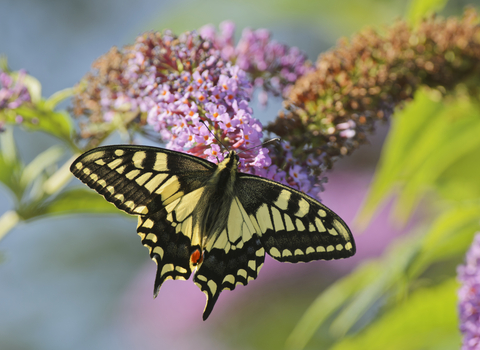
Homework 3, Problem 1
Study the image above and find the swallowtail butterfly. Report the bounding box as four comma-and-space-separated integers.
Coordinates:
70, 145, 355, 320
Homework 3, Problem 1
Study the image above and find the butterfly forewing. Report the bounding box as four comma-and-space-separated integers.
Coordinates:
71, 145, 215, 215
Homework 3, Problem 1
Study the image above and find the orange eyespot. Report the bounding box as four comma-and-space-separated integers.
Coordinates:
190, 249, 203, 265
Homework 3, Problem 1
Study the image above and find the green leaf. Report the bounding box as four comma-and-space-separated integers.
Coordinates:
408, 202, 480, 278
359, 90, 480, 226
393, 99, 480, 221
20, 145, 64, 188
14, 104, 74, 144
286, 232, 423, 349
285, 261, 380, 350
406, 0, 448, 25
328, 233, 422, 337
357, 89, 443, 226
41, 188, 128, 216
331, 279, 460, 350
0, 128, 24, 199
44, 87, 75, 110
0, 210, 20, 241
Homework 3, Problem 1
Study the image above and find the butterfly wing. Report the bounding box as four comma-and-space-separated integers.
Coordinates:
193, 196, 266, 320
70, 145, 216, 290
235, 173, 355, 262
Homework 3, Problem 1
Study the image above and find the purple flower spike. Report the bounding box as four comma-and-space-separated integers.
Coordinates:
0, 70, 31, 111
458, 233, 480, 349
200, 22, 313, 105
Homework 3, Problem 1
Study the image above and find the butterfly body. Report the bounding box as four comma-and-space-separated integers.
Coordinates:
71, 145, 355, 320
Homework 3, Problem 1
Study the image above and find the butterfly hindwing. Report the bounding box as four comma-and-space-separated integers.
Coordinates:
193, 197, 266, 320
137, 210, 197, 294
235, 173, 355, 263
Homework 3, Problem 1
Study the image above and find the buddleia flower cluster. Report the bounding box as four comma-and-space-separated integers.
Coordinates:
458, 233, 480, 349
0, 69, 32, 131
199, 21, 314, 105
73, 26, 320, 197
268, 8, 480, 173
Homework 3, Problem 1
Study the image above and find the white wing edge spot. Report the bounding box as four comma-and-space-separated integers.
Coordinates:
153, 246, 164, 259
143, 218, 154, 229
222, 274, 235, 285
294, 249, 303, 256
146, 233, 157, 243
237, 269, 247, 279
318, 209, 327, 217
256, 247, 265, 257
161, 264, 174, 276
269, 247, 281, 258
282, 249, 292, 257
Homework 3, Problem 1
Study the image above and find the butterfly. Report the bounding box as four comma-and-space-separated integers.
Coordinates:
70, 145, 355, 320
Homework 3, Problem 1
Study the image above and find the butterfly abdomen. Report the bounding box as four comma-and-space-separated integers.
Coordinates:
196, 152, 239, 246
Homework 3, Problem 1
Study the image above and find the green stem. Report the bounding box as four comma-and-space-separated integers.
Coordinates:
43, 154, 79, 195
0, 210, 20, 241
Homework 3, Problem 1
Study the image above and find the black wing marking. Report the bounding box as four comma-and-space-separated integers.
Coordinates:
235, 173, 355, 263
193, 197, 265, 320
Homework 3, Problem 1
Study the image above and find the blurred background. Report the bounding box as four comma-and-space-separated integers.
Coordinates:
1, 0, 479, 349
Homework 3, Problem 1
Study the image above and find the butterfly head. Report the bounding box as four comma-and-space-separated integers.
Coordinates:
225, 150, 239, 162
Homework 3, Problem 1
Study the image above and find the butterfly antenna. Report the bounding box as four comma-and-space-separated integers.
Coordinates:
199, 120, 229, 160
237, 138, 282, 155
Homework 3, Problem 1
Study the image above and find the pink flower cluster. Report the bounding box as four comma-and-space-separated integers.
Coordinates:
0, 70, 31, 109
122, 31, 269, 172
0, 70, 31, 131
200, 21, 313, 105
